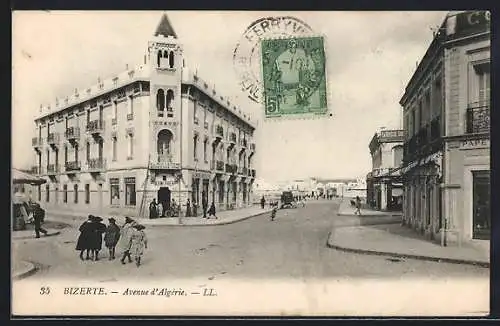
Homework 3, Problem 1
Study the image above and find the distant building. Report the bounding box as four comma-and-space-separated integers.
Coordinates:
366, 129, 404, 211
400, 11, 490, 243
29, 14, 257, 218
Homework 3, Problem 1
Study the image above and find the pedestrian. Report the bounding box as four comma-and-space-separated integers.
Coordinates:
186, 199, 192, 217
32, 201, 48, 238
202, 192, 208, 218
207, 202, 218, 219
355, 196, 362, 215
270, 202, 278, 221
119, 217, 136, 264
104, 218, 121, 260
129, 224, 148, 267
149, 199, 158, 219
157, 201, 163, 218
89, 216, 106, 261
260, 196, 266, 209
76, 215, 94, 261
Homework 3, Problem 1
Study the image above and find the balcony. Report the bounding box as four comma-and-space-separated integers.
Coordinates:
250, 143, 256, 152
403, 116, 443, 164
150, 154, 180, 170
127, 113, 134, 121
225, 163, 232, 173
231, 164, 238, 174
112, 118, 117, 125
65, 161, 81, 173
47, 133, 60, 147
251, 169, 256, 178
215, 125, 224, 139
65, 127, 80, 143
32, 137, 43, 150
467, 105, 490, 134
47, 164, 60, 175
194, 116, 199, 125
239, 138, 248, 148
86, 158, 107, 172
242, 167, 248, 176
215, 160, 224, 172
204, 121, 209, 129
86, 120, 105, 136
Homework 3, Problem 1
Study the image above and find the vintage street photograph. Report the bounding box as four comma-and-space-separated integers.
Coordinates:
11, 11, 490, 316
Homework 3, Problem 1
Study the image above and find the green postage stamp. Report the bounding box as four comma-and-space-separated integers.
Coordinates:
260, 36, 327, 118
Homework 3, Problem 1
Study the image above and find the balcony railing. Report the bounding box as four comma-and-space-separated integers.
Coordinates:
47, 132, 60, 145
250, 143, 256, 152
403, 115, 443, 164
86, 158, 106, 171
251, 169, 256, 178
112, 118, 117, 125
65, 127, 80, 141
467, 105, 490, 134
204, 121, 209, 129
127, 113, 134, 121
150, 154, 180, 170
47, 164, 60, 175
216, 160, 224, 171
215, 125, 224, 138
242, 167, 248, 176
65, 161, 81, 172
30, 166, 40, 175
231, 164, 238, 174
239, 139, 247, 148
86, 120, 105, 134
32, 137, 43, 148
225, 163, 232, 173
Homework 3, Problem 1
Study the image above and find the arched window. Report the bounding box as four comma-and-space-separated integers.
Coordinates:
157, 50, 162, 68
169, 51, 174, 68
156, 89, 165, 111
166, 90, 174, 117
157, 129, 173, 160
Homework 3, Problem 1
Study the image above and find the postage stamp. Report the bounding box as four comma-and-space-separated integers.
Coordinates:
260, 36, 327, 118
232, 16, 314, 103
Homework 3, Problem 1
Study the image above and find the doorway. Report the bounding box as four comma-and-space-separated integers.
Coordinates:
472, 170, 490, 240
158, 187, 171, 216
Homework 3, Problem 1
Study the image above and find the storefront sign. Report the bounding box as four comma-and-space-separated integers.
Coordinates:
153, 121, 178, 127
460, 138, 490, 150
447, 11, 490, 38
154, 176, 178, 186
192, 172, 211, 179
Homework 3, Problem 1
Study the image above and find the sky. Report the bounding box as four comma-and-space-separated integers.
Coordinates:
12, 11, 448, 183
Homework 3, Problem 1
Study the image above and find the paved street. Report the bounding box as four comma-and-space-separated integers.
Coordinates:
13, 200, 488, 282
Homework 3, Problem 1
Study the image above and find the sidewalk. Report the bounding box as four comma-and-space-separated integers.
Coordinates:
337, 198, 402, 217
327, 223, 490, 268
12, 229, 61, 240
45, 205, 273, 227
12, 260, 37, 279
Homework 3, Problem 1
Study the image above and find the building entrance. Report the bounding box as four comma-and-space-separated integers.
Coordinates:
158, 187, 171, 217
472, 170, 490, 240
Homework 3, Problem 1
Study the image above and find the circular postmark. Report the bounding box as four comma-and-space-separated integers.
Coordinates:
233, 16, 314, 103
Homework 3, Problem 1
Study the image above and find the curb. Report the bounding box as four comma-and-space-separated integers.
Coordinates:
47, 210, 272, 228
337, 213, 402, 217
12, 231, 61, 241
12, 261, 37, 280
326, 231, 490, 268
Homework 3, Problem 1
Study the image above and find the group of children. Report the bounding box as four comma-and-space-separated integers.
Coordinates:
75, 215, 148, 267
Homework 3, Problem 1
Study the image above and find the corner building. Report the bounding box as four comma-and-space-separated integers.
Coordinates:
400, 11, 490, 243
30, 14, 257, 218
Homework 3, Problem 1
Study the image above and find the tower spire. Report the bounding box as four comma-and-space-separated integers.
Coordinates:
154, 13, 177, 39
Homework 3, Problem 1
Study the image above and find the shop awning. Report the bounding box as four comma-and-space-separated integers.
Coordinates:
12, 169, 46, 185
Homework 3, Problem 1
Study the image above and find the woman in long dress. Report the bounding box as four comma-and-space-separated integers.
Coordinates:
104, 218, 121, 260
129, 224, 148, 267
76, 215, 94, 260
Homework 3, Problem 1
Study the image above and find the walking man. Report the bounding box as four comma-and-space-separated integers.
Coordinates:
32, 202, 48, 238
260, 196, 266, 209
354, 196, 362, 215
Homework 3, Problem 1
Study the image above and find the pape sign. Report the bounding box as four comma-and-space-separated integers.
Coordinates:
460, 138, 490, 150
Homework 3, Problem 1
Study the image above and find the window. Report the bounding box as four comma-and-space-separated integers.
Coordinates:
113, 101, 118, 121
169, 51, 174, 68
45, 184, 50, 202
478, 68, 490, 105
112, 137, 117, 161
38, 185, 41, 201
166, 90, 174, 117
63, 184, 68, 203
125, 177, 136, 206
110, 178, 120, 205
193, 100, 198, 123
74, 184, 78, 203
46, 149, 50, 168
193, 134, 198, 161
86, 142, 90, 161
64, 146, 68, 164
85, 184, 90, 204
203, 138, 208, 162
157, 50, 162, 68
128, 96, 134, 116
432, 77, 442, 118
156, 89, 165, 116
127, 134, 134, 158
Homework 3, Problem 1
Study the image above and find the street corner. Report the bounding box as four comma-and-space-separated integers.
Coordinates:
12, 260, 37, 280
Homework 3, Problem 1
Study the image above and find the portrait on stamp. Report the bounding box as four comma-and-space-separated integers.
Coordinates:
261, 36, 327, 117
